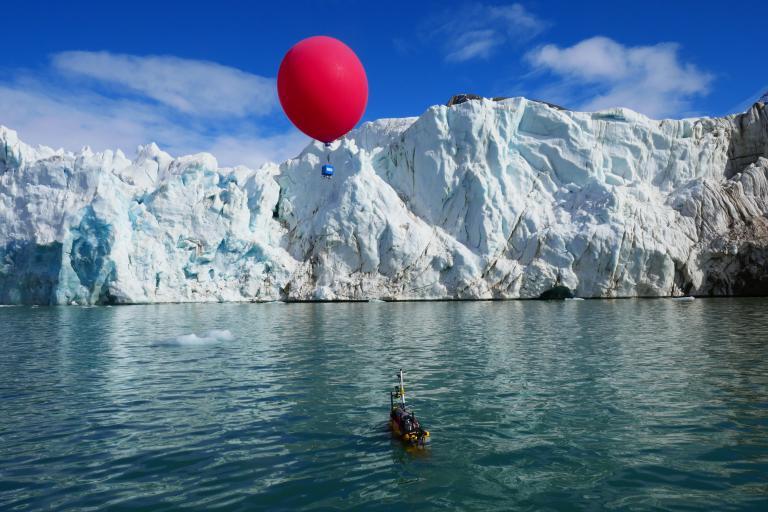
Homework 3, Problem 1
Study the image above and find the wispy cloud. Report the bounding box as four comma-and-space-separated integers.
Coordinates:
526, 36, 713, 118
433, 3, 547, 62
52, 51, 276, 118
446, 29, 504, 62
0, 52, 308, 168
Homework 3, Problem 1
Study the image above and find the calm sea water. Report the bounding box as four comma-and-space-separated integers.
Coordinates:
1, 299, 767, 511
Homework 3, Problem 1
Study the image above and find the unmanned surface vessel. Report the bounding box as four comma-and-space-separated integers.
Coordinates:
389, 369, 430, 447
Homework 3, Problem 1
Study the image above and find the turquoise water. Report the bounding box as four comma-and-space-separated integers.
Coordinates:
1, 300, 767, 511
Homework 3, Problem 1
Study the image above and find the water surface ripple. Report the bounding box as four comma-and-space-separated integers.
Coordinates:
1, 300, 767, 510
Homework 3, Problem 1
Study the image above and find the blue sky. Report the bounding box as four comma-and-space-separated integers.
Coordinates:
1, 0, 765, 168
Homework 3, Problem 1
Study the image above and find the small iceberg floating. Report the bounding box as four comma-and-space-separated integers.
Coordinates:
672, 296, 696, 302
154, 329, 234, 346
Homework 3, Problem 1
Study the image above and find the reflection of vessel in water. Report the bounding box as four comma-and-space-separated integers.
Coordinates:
389, 369, 430, 447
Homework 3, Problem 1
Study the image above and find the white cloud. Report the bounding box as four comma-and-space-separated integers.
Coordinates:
0, 52, 308, 168
436, 3, 546, 62
526, 36, 713, 118
52, 51, 276, 118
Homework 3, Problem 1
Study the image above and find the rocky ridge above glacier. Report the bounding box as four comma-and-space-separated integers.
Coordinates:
1, 96, 767, 304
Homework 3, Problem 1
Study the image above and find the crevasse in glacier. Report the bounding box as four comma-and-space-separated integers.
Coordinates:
1, 97, 767, 304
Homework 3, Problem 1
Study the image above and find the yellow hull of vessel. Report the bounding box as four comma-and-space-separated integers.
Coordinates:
390, 418, 430, 445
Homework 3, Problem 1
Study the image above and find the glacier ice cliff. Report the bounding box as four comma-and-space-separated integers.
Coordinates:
1, 97, 768, 304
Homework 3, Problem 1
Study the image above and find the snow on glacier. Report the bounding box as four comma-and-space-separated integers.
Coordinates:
1, 97, 767, 304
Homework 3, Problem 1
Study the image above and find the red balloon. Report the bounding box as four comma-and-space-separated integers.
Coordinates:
277, 36, 368, 143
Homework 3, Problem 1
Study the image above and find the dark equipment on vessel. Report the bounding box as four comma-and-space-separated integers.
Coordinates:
389, 369, 430, 447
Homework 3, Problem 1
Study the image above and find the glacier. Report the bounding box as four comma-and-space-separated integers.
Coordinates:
1, 96, 767, 304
